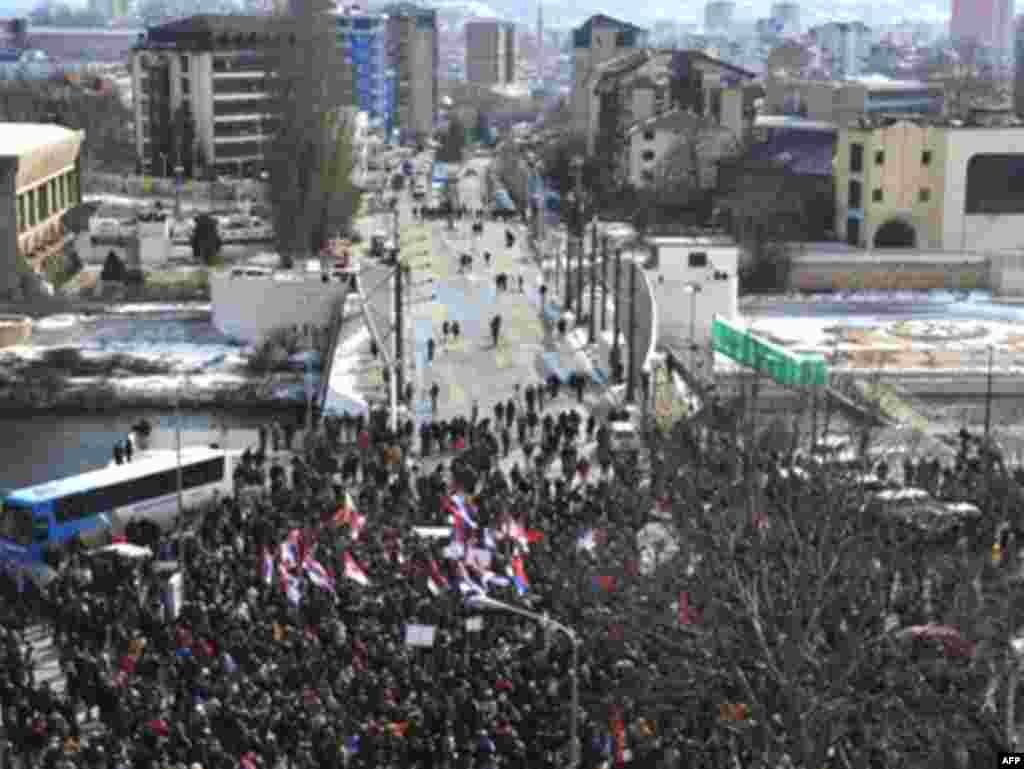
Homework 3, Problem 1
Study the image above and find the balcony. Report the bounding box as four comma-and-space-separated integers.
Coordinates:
214, 133, 269, 144
213, 91, 270, 102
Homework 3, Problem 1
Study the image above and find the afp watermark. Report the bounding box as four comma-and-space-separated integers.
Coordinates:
1000, 754, 1024, 766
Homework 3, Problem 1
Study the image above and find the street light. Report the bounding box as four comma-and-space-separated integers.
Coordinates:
466, 594, 580, 769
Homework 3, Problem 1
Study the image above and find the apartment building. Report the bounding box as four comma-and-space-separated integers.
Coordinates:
0, 123, 83, 297
570, 14, 648, 136
131, 15, 277, 179
465, 19, 515, 87
336, 9, 395, 138
763, 75, 943, 126
835, 119, 1024, 255
381, 3, 438, 142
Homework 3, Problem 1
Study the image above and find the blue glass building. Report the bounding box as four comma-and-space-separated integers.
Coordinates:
336, 12, 396, 139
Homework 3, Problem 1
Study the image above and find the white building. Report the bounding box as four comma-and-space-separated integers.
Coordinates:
809, 21, 872, 79
465, 19, 515, 87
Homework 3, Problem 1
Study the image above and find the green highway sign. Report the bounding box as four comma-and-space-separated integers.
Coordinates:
712, 316, 828, 387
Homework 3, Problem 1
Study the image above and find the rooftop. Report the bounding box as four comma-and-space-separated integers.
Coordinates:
142, 15, 275, 49
0, 123, 82, 159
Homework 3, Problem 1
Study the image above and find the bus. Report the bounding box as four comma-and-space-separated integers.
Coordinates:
0, 446, 234, 572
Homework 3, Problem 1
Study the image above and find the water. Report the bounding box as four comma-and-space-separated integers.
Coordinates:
0, 410, 282, 492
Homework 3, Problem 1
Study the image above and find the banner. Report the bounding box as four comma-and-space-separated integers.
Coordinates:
405, 624, 437, 647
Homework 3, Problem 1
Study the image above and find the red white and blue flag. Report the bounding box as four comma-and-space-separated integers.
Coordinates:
427, 559, 449, 596
500, 516, 529, 551
342, 551, 371, 586
261, 548, 274, 586
444, 494, 479, 531
509, 554, 529, 594
282, 572, 303, 606
303, 555, 336, 593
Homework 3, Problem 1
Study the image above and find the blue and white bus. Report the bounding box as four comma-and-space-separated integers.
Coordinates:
0, 446, 235, 572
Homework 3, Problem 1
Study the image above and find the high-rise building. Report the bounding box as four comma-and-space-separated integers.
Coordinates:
465, 19, 515, 86
536, 2, 544, 80
770, 3, 801, 35
381, 3, 438, 142
1015, 15, 1024, 115
809, 21, 872, 78
951, 0, 1014, 60
704, 1, 735, 35
336, 9, 396, 138
131, 15, 277, 179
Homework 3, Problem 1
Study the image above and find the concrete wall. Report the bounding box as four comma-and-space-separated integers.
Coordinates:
942, 127, 1024, 254
789, 259, 990, 291
210, 270, 351, 344
0, 157, 19, 298
647, 239, 739, 353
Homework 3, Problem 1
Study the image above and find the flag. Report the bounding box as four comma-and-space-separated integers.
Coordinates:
427, 559, 449, 595
342, 551, 371, 586
526, 528, 545, 544
609, 707, 630, 766
594, 575, 616, 592
510, 554, 529, 594
261, 548, 274, 585
283, 573, 303, 606
281, 529, 302, 568
444, 494, 479, 530
332, 492, 356, 527
500, 516, 529, 550
455, 561, 484, 596
752, 510, 770, 531
576, 529, 598, 552
482, 528, 497, 550
303, 555, 337, 593
349, 507, 367, 541
678, 591, 699, 626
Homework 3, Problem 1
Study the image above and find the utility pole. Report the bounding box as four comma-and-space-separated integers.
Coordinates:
600, 235, 609, 333
613, 248, 623, 384
393, 256, 405, 427
588, 221, 597, 344
626, 258, 637, 404
175, 376, 184, 517
576, 221, 584, 325
563, 236, 573, 311
984, 344, 995, 516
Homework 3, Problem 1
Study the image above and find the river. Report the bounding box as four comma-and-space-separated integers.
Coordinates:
0, 410, 285, 492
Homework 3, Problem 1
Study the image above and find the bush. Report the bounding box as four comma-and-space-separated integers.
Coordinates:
100, 250, 127, 282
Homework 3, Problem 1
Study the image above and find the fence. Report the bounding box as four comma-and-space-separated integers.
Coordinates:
84, 172, 269, 206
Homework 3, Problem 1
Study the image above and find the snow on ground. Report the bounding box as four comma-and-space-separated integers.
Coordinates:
744, 315, 1024, 353
105, 303, 212, 315
34, 314, 91, 330
741, 289, 982, 307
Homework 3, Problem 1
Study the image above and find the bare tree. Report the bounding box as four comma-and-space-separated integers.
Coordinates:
650, 115, 740, 207
264, 0, 355, 268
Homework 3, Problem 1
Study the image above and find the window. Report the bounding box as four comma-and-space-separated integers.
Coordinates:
919, 188, 931, 203
875, 149, 885, 165
921, 150, 932, 166
181, 78, 190, 95
58, 175, 66, 210
872, 188, 883, 203
643, 130, 655, 141
180, 55, 189, 73
37, 184, 47, 222
181, 458, 226, 489
849, 143, 863, 173
688, 251, 708, 268
642, 150, 656, 162
965, 154, 1024, 214
17, 195, 25, 233
848, 180, 862, 209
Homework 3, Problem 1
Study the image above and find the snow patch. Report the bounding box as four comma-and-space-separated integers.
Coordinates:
35, 314, 80, 330
106, 303, 212, 314
323, 326, 371, 417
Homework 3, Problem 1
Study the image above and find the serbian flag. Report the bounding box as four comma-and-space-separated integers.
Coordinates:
500, 516, 529, 550
427, 559, 449, 596
526, 528, 545, 544
594, 575, 616, 592
576, 528, 606, 553
444, 494, 479, 530
281, 529, 303, 568
455, 561, 484, 595
261, 548, 274, 585
303, 555, 336, 593
509, 554, 529, 594
349, 507, 367, 541
240, 753, 259, 769
609, 706, 631, 765
342, 551, 371, 586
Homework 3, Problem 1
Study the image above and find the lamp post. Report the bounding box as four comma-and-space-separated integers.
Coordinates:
685, 282, 703, 374
160, 152, 168, 179
588, 220, 597, 344
613, 248, 623, 384
467, 595, 580, 769
570, 155, 585, 316
626, 253, 638, 404
600, 235, 609, 333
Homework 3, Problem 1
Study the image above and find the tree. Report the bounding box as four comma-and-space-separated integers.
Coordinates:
190, 214, 222, 265
568, 425, 1017, 767
312, 110, 363, 250
651, 115, 740, 207
264, 0, 354, 268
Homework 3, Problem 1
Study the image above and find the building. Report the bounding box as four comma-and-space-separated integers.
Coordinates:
1015, 15, 1024, 116
950, 0, 1014, 61
834, 119, 1024, 255
381, 3, 439, 142
625, 108, 742, 190
465, 19, 515, 87
704, 1, 735, 35
589, 48, 756, 158
24, 26, 143, 68
763, 76, 943, 125
809, 21, 872, 78
0, 123, 84, 298
336, 9, 396, 137
570, 14, 648, 135
770, 3, 800, 35
131, 15, 284, 179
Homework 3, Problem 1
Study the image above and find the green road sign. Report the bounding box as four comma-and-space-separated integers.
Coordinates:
712, 316, 827, 387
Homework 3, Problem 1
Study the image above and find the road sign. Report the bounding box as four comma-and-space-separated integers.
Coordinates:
711, 316, 827, 387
